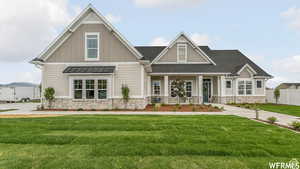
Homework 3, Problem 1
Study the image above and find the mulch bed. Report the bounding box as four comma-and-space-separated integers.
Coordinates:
39, 105, 222, 112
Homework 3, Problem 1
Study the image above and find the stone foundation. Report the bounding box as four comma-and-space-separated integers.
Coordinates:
149, 96, 202, 104
212, 96, 266, 104
43, 98, 148, 110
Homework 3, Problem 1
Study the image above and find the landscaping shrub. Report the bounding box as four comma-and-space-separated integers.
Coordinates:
291, 121, 300, 131
44, 87, 55, 109
77, 108, 84, 111
267, 117, 277, 124
153, 103, 161, 111
192, 106, 197, 112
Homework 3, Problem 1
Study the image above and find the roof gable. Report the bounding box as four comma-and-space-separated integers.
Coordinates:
150, 33, 216, 65
32, 4, 143, 63
236, 64, 257, 77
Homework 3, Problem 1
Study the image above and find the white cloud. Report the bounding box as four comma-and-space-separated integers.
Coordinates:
105, 14, 121, 23
272, 55, 300, 73
280, 7, 300, 31
150, 37, 170, 46
16, 70, 41, 84
266, 76, 289, 88
0, 0, 79, 62
190, 33, 212, 45
133, 0, 205, 8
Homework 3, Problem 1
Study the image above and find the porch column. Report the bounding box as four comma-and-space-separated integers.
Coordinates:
147, 76, 151, 97
220, 76, 226, 104
164, 76, 169, 104
198, 75, 203, 104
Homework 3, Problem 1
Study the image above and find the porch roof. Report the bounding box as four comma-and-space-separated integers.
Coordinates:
63, 66, 115, 74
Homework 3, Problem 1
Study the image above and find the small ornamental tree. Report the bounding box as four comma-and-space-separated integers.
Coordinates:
121, 84, 130, 109
44, 87, 55, 109
170, 79, 186, 104
274, 88, 280, 104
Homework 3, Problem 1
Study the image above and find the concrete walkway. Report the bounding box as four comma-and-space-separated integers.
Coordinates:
1, 103, 299, 128
213, 104, 300, 127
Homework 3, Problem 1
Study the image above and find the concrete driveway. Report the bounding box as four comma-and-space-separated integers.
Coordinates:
214, 104, 300, 127
0, 103, 40, 113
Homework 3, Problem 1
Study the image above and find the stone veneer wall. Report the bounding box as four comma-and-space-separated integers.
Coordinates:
43, 98, 148, 110
149, 96, 202, 104
212, 96, 266, 104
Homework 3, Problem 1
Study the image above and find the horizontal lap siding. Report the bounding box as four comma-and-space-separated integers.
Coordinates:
43, 64, 69, 97
114, 64, 142, 97
46, 24, 138, 63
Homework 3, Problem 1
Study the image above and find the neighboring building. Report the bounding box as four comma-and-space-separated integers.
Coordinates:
276, 83, 300, 90
0, 82, 40, 102
31, 5, 272, 110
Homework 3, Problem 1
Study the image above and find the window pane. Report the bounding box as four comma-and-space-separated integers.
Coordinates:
74, 90, 82, 99
74, 80, 82, 89
153, 81, 161, 95
86, 90, 95, 99
226, 81, 231, 88
98, 90, 107, 99
86, 80, 95, 89
87, 49, 98, 58
98, 80, 107, 89
87, 35, 97, 39
257, 81, 262, 88
186, 82, 192, 98
87, 39, 98, 48
238, 81, 245, 95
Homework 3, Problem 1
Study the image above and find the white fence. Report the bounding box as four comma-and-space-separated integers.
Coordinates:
266, 89, 300, 106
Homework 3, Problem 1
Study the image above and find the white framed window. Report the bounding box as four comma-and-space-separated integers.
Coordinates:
85, 32, 99, 61
152, 81, 161, 96
98, 80, 107, 99
226, 80, 232, 89
238, 80, 252, 95
72, 77, 110, 100
86, 80, 95, 99
256, 80, 262, 88
74, 80, 83, 99
177, 43, 187, 63
185, 81, 192, 98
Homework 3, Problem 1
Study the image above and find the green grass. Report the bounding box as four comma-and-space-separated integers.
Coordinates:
256, 104, 300, 117
231, 103, 300, 117
0, 115, 299, 169
0, 109, 17, 112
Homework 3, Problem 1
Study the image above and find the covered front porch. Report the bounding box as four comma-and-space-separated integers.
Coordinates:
147, 74, 227, 104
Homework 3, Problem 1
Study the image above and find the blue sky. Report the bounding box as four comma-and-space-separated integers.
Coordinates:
0, 0, 300, 87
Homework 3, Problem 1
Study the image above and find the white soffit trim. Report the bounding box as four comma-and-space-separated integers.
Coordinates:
38, 4, 143, 62
151, 32, 216, 65
237, 63, 257, 75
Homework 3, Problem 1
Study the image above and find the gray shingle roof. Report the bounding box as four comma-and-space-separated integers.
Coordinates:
135, 46, 271, 77
63, 66, 115, 74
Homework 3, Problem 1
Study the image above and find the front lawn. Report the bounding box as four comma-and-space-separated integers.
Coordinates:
0, 115, 299, 169
229, 103, 300, 117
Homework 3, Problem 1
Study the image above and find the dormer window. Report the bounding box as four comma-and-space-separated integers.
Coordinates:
85, 32, 99, 61
177, 43, 187, 63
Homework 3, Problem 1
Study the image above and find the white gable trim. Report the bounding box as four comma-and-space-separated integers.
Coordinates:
151, 32, 216, 65
37, 4, 143, 62
237, 64, 257, 75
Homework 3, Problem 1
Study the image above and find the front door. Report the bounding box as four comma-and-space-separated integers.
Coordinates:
203, 79, 212, 103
